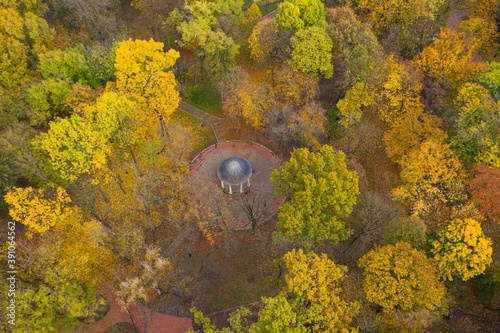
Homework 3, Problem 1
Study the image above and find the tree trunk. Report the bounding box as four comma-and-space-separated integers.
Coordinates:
95, 183, 110, 203
128, 144, 143, 178
144, 202, 157, 243
107, 157, 126, 194
139, 303, 149, 333
194, 52, 198, 84
236, 114, 240, 134
200, 54, 206, 81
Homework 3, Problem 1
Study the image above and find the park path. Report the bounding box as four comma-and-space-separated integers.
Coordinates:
86, 281, 193, 333
178, 100, 224, 142
262, 8, 277, 19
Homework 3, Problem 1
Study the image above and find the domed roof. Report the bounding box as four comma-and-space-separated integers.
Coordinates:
217, 156, 252, 186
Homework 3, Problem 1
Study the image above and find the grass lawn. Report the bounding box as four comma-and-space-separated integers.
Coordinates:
171, 109, 215, 159
260, 3, 279, 15
182, 84, 224, 117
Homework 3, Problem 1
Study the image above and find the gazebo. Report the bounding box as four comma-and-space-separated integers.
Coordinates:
217, 156, 252, 194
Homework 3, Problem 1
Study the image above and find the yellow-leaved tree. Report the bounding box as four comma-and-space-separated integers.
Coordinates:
429, 218, 493, 281
459, 17, 499, 57
359, 242, 447, 331
241, 3, 262, 34
5, 185, 114, 280
383, 113, 446, 164
399, 138, 464, 190
248, 18, 278, 75
0, 0, 54, 87
414, 28, 487, 87
394, 138, 467, 230
114, 38, 180, 137
255, 249, 360, 332
352, 0, 431, 35
4, 186, 72, 237
31, 114, 110, 184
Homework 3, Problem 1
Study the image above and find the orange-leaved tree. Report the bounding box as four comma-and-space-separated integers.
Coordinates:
468, 164, 500, 224
414, 28, 487, 87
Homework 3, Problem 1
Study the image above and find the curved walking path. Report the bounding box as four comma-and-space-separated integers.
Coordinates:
178, 100, 224, 142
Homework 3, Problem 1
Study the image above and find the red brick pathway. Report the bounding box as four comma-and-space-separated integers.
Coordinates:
87, 282, 193, 333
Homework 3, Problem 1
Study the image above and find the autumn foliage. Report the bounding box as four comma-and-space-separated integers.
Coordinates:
359, 242, 447, 331
271, 145, 359, 243
429, 218, 493, 281
468, 164, 500, 224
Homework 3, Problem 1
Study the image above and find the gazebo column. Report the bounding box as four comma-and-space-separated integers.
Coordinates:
229, 185, 232, 194
221, 180, 224, 188
240, 184, 243, 193
247, 178, 250, 187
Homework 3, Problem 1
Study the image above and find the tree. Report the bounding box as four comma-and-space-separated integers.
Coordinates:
4, 186, 72, 237
414, 28, 487, 87
394, 138, 466, 229
429, 218, 493, 281
0, 0, 54, 87
375, 57, 425, 126
469, 0, 500, 17
468, 164, 500, 224
276, 0, 326, 31
394, 15, 440, 60
189, 307, 251, 333
51, 0, 114, 41
351, 0, 431, 35
31, 114, 110, 184
114, 38, 180, 137
288, 102, 328, 148
271, 145, 359, 243
459, 17, 499, 58
27, 77, 73, 124
326, 7, 382, 88
38, 44, 89, 82
114, 38, 179, 94
15, 268, 104, 333
223, 66, 275, 131
255, 249, 359, 332
273, 65, 318, 107
399, 138, 464, 190
241, 3, 262, 34
289, 26, 333, 78
11, 234, 108, 333
451, 82, 500, 166
383, 113, 446, 164
382, 216, 427, 250
130, 0, 176, 38
116, 246, 172, 322
359, 242, 447, 331
336, 56, 424, 130
205, 29, 238, 81
476, 62, 500, 99
174, 0, 241, 82
248, 18, 278, 75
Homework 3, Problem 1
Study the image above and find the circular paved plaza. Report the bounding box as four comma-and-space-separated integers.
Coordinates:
190, 141, 285, 230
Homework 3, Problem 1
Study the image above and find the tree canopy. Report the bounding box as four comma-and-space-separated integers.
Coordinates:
271, 145, 359, 243
429, 218, 493, 281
